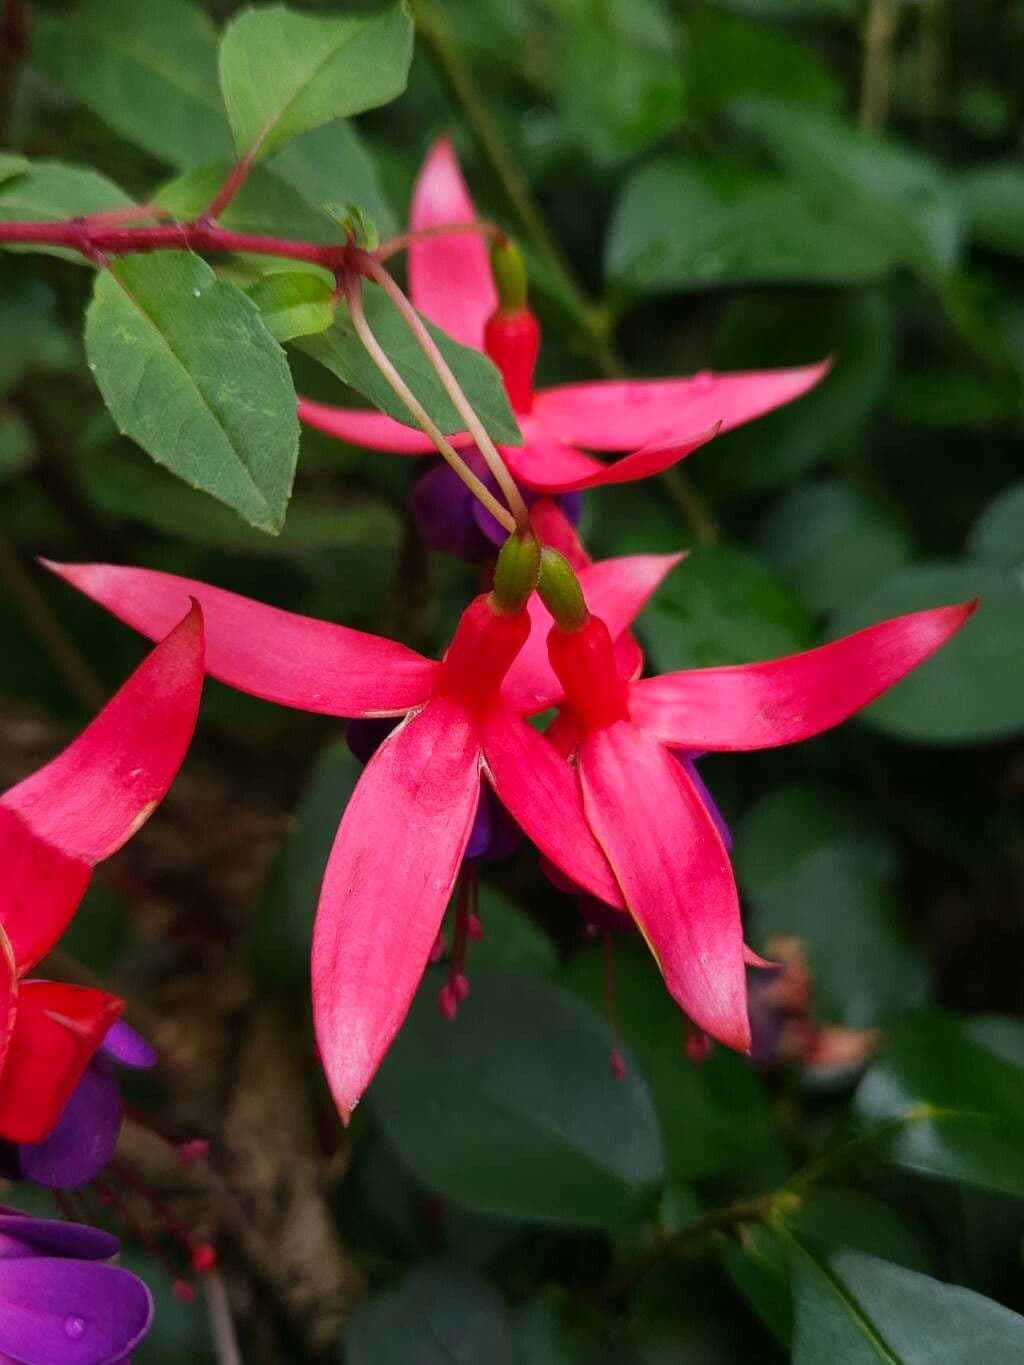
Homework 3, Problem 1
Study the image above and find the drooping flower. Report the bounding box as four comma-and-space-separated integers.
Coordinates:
299, 136, 829, 496
44, 551, 676, 1117
0, 605, 203, 1147
6, 1020, 158, 1189
539, 569, 975, 1051
0, 1208, 153, 1364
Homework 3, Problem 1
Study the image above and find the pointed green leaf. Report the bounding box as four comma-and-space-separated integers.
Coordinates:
32, 0, 231, 169
790, 1241, 1024, 1363
296, 281, 522, 444
84, 253, 299, 532
218, 1, 413, 165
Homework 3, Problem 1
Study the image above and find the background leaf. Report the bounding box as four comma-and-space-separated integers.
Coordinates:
854, 1013, 1024, 1197
827, 564, 1024, 742
33, 0, 231, 169
296, 281, 521, 443
218, 1, 413, 164
372, 967, 665, 1226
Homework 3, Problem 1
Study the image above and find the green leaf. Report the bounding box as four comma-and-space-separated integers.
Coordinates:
959, 161, 1024, 257
269, 120, 396, 237
78, 441, 397, 554
246, 271, 335, 343
736, 784, 925, 1028
0, 260, 60, 395
827, 563, 1024, 742
0, 161, 131, 261
32, 0, 231, 169
251, 742, 362, 989
84, 253, 299, 533
555, 6, 684, 166
155, 163, 342, 244
346, 1262, 518, 1365
642, 544, 814, 672
755, 481, 911, 615
709, 0, 855, 14
708, 290, 892, 495
0, 153, 28, 185
685, 7, 841, 118
730, 99, 961, 281
563, 943, 775, 1182
296, 282, 521, 444
966, 481, 1024, 573
372, 968, 665, 1226
455, 885, 557, 978
854, 1012, 1024, 1197
218, 1, 413, 165
606, 156, 895, 295
790, 1240, 1024, 1363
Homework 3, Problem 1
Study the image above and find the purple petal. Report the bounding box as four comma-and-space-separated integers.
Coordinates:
0, 1216, 119, 1264
98, 1021, 157, 1070
18, 1067, 123, 1191
464, 783, 493, 860
677, 754, 732, 851
0, 1258, 153, 1365
413, 456, 497, 560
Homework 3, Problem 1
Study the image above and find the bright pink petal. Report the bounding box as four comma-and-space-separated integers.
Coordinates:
44, 561, 438, 718
504, 426, 718, 494
312, 698, 481, 1120
0, 981, 122, 1144
578, 722, 749, 1050
408, 136, 496, 349
0, 809, 90, 977
0, 607, 202, 972
480, 707, 625, 909
534, 363, 829, 451
0, 927, 16, 1075
629, 602, 977, 751
502, 553, 683, 714
3, 604, 202, 865
298, 398, 454, 454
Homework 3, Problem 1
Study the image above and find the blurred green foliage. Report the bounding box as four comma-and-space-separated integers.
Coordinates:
1, 0, 1023, 1360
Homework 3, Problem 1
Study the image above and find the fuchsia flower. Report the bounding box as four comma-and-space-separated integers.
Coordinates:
0, 605, 203, 1146
540, 588, 976, 1050
44, 553, 676, 1118
299, 136, 829, 495
0, 1209, 153, 1364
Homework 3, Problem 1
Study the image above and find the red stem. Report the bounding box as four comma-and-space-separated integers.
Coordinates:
203, 154, 255, 222
0, 216, 349, 268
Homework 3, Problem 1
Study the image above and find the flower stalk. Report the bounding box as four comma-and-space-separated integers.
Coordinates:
359, 252, 531, 532
343, 272, 517, 536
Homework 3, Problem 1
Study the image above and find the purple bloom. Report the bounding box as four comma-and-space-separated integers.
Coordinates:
10, 1023, 157, 1191
411, 449, 581, 560
0, 1209, 153, 1364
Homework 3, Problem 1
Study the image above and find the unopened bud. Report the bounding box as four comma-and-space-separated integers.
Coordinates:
537, 548, 588, 631
490, 237, 528, 312
492, 531, 540, 612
